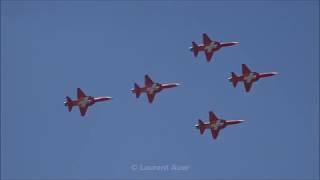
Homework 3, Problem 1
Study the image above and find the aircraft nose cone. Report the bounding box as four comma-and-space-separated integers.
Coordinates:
175, 83, 181, 86
239, 120, 245, 123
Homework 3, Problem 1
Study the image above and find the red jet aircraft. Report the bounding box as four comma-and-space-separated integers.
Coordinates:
64, 88, 112, 116
195, 111, 244, 140
131, 74, 180, 103
190, 33, 239, 62
228, 64, 278, 92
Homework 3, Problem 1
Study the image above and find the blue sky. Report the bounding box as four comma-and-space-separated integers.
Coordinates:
1, 1, 319, 179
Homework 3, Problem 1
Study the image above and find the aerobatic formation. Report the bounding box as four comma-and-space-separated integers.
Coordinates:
64, 33, 277, 140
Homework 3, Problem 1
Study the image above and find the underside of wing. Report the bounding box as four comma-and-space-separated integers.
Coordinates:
79, 105, 88, 116
209, 111, 218, 124
242, 64, 252, 76
211, 128, 220, 139
244, 81, 253, 92
203, 33, 212, 46
147, 93, 156, 103
144, 75, 154, 86
77, 88, 86, 99
205, 50, 214, 62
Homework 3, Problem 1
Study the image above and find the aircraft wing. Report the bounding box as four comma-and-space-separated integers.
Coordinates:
203, 33, 212, 46
77, 88, 86, 99
209, 111, 218, 123
79, 105, 88, 116
204, 50, 214, 62
147, 93, 156, 103
144, 75, 154, 86
242, 64, 251, 76
211, 128, 220, 139
244, 81, 253, 92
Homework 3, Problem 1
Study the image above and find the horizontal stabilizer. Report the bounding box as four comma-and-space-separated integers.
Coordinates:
192, 42, 199, 57
65, 96, 73, 112
133, 83, 141, 98
230, 72, 238, 87
198, 119, 205, 135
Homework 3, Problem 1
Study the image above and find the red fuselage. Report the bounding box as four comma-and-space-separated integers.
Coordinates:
195, 111, 244, 139
232, 72, 277, 84
191, 41, 239, 53
131, 75, 180, 103
64, 88, 112, 116
132, 83, 180, 95
190, 41, 239, 56
65, 96, 112, 108
195, 119, 244, 132
228, 64, 278, 92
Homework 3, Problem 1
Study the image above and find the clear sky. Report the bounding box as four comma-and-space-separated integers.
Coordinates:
1, 1, 319, 179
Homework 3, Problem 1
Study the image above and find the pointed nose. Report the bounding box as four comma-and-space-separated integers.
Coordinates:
228, 42, 239, 46
175, 83, 181, 86
260, 72, 278, 78
99, 96, 112, 101
266, 72, 278, 77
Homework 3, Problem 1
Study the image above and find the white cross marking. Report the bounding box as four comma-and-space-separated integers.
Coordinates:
211, 120, 224, 130
146, 84, 159, 94
244, 73, 256, 83
78, 97, 89, 107
204, 42, 218, 53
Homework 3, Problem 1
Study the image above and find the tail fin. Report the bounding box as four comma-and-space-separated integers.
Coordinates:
133, 83, 141, 98
198, 120, 206, 135
192, 42, 199, 57
230, 72, 238, 87
65, 96, 73, 112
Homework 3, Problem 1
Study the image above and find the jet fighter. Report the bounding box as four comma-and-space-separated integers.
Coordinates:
131, 74, 180, 103
190, 33, 239, 62
195, 111, 244, 140
64, 88, 112, 116
228, 64, 278, 92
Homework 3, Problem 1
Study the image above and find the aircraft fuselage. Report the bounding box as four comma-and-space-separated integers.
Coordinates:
64, 96, 111, 108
